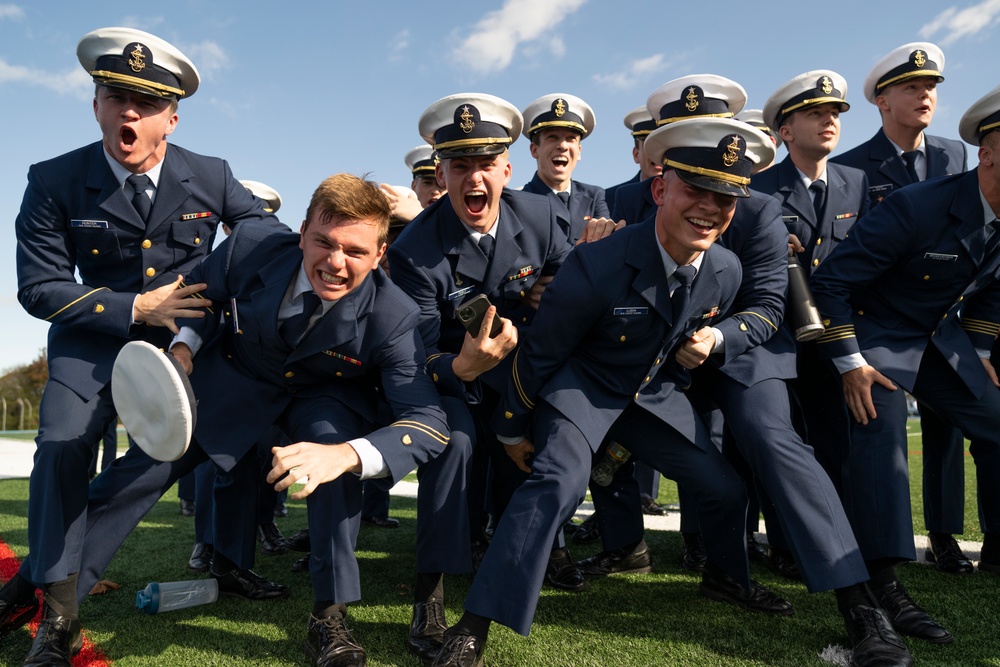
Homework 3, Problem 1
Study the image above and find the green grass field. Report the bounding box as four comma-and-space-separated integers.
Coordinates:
0, 421, 997, 666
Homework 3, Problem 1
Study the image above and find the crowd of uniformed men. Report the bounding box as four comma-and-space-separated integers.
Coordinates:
2, 25, 1000, 667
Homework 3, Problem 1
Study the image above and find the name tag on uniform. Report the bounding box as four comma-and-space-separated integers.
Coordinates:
869, 184, 892, 194
782, 216, 798, 223
614, 307, 648, 316
71, 219, 109, 229
447, 285, 475, 301
925, 253, 958, 261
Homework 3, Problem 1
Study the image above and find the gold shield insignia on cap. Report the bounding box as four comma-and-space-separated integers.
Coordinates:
685, 86, 699, 112
820, 76, 833, 95
913, 50, 926, 68
722, 135, 740, 167
128, 43, 146, 73
554, 98, 567, 117
459, 106, 475, 134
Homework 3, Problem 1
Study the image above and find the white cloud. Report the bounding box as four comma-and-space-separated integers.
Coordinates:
180, 40, 231, 79
391, 28, 410, 53
0, 57, 92, 100
0, 4, 25, 20
592, 54, 672, 90
919, 0, 1000, 46
451, 0, 587, 75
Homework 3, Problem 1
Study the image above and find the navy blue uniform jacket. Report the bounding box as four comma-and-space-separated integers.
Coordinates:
491, 220, 742, 449
15, 141, 278, 401
386, 188, 573, 396
812, 170, 1000, 399
178, 222, 449, 475
521, 171, 610, 244
831, 128, 966, 208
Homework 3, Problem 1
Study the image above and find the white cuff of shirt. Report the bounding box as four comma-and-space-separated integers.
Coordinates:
170, 327, 204, 357
348, 438, 387, 479
496, 434, 525, 446
976, 347, 992, 360
710, 327, 725, 354
833, 353, 868, 375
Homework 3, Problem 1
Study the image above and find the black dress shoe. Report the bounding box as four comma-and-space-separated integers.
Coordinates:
640, 494, 667, 516
571, 514, 600, 544
303, 612, 366, 667
844, 605, 913, 667
274, 502, 288, 518
746, 533, 767, 561
360, 515, 399, 529
872, 581, 952, 644
681, 532, 707, 572
0, 594, 38, 641
406, 598, 448, 665
292, 554, 311, 573
431, 630, 486, 667
21, 615, 83, 667
178, 499, 195, 516
764, 547, 801, 580
213, 567, 290, 600
980, 543, 1000, 573
924, 533, 974, 575
258, 522, 289, 556
287, 529, 311, 552
699, 568, 794, 615
545, 547, 586, 592
576, 539, 653, 576
188, 543, 214, 573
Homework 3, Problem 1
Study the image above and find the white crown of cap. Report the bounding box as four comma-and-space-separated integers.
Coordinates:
863, 42, 944, 104
418, 92, 523, 147
521, 93, 595, 140
646, 74, 748, 123
77, 26, 201, 98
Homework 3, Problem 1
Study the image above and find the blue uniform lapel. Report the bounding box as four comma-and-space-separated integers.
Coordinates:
628, 222, 674, 323
441, 200, 490, 285
293, 273, 374, 362
251, 246, 302, 346
951, 170, 991, 270
146, 145, 195, 237
872, 129, 912, 187
484, 198, 524, 293
87, 143, 145, 231
777, 157, 816, 227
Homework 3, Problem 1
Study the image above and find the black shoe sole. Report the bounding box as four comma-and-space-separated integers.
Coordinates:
0, 600, 39, 641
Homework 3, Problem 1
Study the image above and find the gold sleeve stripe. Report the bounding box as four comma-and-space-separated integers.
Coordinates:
822, 324, 855, 332
44, 287, 110, 321
512, 349, 535, 410
178, 281, 214, 315
732, 311, 778, 331
816, 332, 857, 343
961, 318, 1000, 331
426, 353, 443, 363
961, 321, 1000, 336
390, 421, 450, 445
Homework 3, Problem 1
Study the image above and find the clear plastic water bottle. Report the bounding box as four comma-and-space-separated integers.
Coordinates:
590, 440, 632, 486
135, 579, 218, 614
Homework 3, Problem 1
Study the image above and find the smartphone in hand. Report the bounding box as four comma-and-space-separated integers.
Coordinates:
457, 294, 503, 338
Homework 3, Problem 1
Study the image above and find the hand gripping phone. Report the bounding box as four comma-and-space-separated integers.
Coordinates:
456, 294, 503, 339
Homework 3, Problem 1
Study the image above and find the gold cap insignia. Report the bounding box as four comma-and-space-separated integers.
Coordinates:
128, 43, 146, 73
459, 105, 475, 134
402, 434, 413, 445
685, 86, 700, 112
913, 50, 926, 68
820, 76, 833, 95
722, 135, 741, 167
554, 98, 567, 117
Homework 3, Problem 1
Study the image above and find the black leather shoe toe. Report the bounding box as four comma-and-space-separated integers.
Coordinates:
576, 540, 653, 576
545, 548, 586, 592
681, 532, 707, 573
258, 522, 289, 556
873, 581, 952, 644
286, 529, 312, 553
431, 630, 486, 667
407, 598, 448, 665
746, 533, 767, 561
303, 612, 366, 666
187, 543, 214, 573
640, 494, 667, 516
0, 594, 38, 641
213, 567, 290, 601
178, 499, 195, 516
21, 615, 82, 667
699, 569, 794, 616
924, 533, 974, 575
844, 605, 913, 667
292, 554, 311, 573
361, 515, 399, 529
571, 514, 600, 544
764, 547, 801, 580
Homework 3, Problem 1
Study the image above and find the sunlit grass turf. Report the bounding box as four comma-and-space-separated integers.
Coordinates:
0, 421, 995, 666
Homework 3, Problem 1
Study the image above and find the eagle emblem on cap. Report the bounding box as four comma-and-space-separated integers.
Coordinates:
820, 76, 833, 95
913, 50, 926, 68
685, 86, 700, 112
459, 105, 475, 134
128, 43, 147, 73
554, 98, 567, 117
722, 135, 741, 167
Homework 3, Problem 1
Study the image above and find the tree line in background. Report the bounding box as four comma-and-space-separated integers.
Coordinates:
0, 350, 46, 431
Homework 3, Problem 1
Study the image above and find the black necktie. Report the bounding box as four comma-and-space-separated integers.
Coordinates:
127, 174, 152, 222
809, 180, 827, 222
670, 264, 697, 321
279, 291, 321, 348
478, 234, 495, 262
901, 151, 921, 184
556, 190, 570, 207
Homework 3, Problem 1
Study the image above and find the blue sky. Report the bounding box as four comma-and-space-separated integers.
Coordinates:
1, 0, 998, 371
